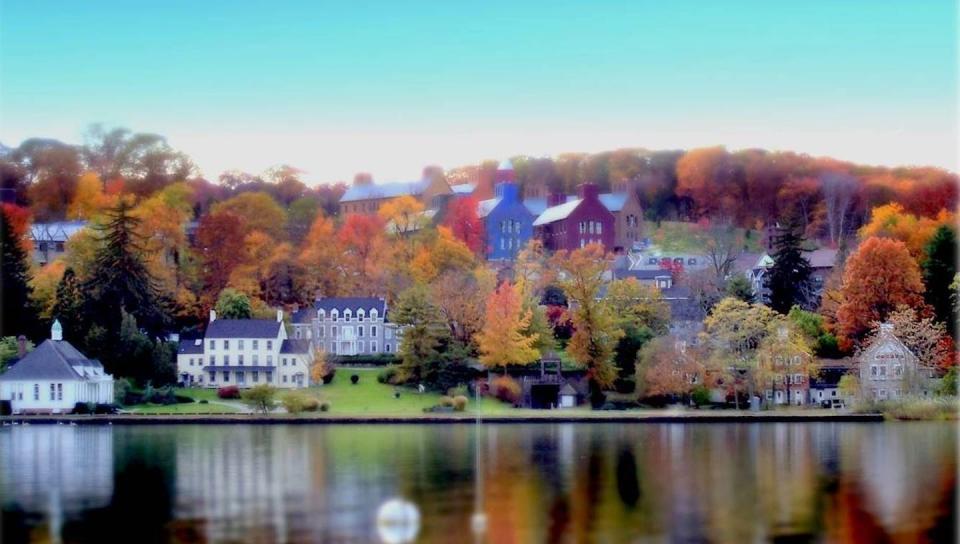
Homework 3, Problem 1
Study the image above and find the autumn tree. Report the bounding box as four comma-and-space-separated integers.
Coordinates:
637, 336, 705, 401
553, 244, 624, 406
859, 203, 955, 263
836, 237, 927, 346
476, 281, 540, 371
297, 212, 343, 299
378, 195, 426, 237
68, 172, 116, 220
211, 192, 287, 239
922, 226, 957, 327
676, 147, 741, 219
30, 261, 66, 320
443, 196, 485, 255
754, 319, 816, 406
195, 210, 247, 300
338, 214, 387, 294
430, 268, 495, 346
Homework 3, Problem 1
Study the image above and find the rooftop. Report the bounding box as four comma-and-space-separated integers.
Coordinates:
533, 198, 582, 226
205, 319, 282, 339
0, 339, 105, 382
340, 179, 427, 203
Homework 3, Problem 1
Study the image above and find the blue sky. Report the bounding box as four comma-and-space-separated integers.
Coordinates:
1, 0, 956, 183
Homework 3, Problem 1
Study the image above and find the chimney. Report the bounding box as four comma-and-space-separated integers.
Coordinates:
277, 309, 284, 322
577, 183, 599, 201
209, 309, 217, 323
17, 335, 27, 357
547, 192, 567, 207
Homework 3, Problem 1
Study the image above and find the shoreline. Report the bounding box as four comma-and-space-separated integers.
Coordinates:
0, 412, 887, 425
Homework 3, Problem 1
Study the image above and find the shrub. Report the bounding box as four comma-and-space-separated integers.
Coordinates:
855, 397, 959, 420
281, 391, 308, 414
320, 401, 331, 412
198, 399, 209, 404
217, 386, 241, 399
350, 374, 360, 385
334, 354, 399, 366
73, 402, 93, 414
490, 376, 522, 405
439, 395, 454, 407
94, 403, 118, 414
447, 384, 469, 398
378, 367, 399, 385
174, 394, 193, 404
148, 387, 177, 405
322, 366, 336, 385
114, 377, 135, 406
0, 400, 10, 416
691, 386, 711, 407
302, 397, 320, 412
241, 385, 277, 414
452, 395, 468, 411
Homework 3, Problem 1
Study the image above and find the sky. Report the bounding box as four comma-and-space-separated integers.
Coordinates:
1, 0, 957, 184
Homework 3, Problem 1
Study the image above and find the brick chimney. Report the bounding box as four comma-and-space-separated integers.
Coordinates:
547, 192, 567, 207
577, 183, 599, 201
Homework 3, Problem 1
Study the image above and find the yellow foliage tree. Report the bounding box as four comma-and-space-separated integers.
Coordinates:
378, 195, 426, 237
476, 281, 540, 370
68, 172, 116, 220
31, 260, 66, 319
297, 213, 343, 298
859, 203, 955, 263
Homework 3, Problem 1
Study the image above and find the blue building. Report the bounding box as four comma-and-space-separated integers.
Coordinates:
478, 160, 534, 261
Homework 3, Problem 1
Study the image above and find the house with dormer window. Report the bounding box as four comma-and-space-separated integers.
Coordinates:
291, 297, 401, 356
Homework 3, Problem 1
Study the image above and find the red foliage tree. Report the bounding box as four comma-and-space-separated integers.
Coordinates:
443, 197, 485, 255
195, 210, 247, 298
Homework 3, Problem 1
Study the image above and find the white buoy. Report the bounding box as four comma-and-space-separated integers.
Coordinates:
376, 498, 420, 544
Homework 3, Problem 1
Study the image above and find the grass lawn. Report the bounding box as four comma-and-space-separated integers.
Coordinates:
645, 220, 764, 253
127, 402, 240, 414
304, 367, 519, 416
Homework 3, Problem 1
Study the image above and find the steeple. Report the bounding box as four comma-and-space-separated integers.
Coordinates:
51, 319, 63, 341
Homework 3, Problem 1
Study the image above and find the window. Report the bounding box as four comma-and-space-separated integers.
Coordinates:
238, 355, 244, 366
358, 309, 365, 321
372, 326, 378, 337
267, 341, 273, 350
283, 375, 288, 383
871, 365, 878, 377
189, 358, 194, 366
344, 310, 352, 322
894, 365, 903, 377
209, 340, 215, 350
267, 371, 273, 383
209, 371, 216, 382
319, 326, 325, 337
371, 342, 378, 353
331, 310, 338, 322
332, 326, 338, 337
223, 371, 230, 382
267, 355, 273, 366
57, 383, 62, 401
359, 326, 365, 337
33, 384, 39, 400
253, 354, 259, 365
237, 372, 245, 384
357, 341, 364, 352
296, 329, 301, 339
330, 343, 336, 354
596, 222, 602, 234
224, 355, 230, 365
253, 371, 259, 383
385, 344, 391, 352
371, 309, 378, 320
282, 358, 287, 366
239, 339, 244, 350
318, 309, 325, 320
648, 257, 658, 265
224, 340, 229, 349
688, 258, 696, 265
253, 340, 259, 350
49, 384, 55, 401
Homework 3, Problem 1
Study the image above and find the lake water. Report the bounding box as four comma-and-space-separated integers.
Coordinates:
0, 422, 955, 543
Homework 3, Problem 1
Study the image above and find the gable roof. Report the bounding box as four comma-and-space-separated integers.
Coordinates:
808, 248, 839, 269
280, 339, 312, 354
523, 195, 574, 216
0, 340, 100, 381
598, 193, 627, 212
30, 221, 88, 243
533, 198, 583, 226
205, 319, 281, 339
340, 180, 427, 203
178, 338, 204, 355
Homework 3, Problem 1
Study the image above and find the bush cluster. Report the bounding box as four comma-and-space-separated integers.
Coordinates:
452, 395, 468, 411
281, 391, 323, 414
217, 386, 241, 399
377, 367, 399, 385
490, 376, 522, 405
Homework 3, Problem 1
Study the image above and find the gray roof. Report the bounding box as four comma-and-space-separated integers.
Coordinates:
598, 193, 627, 213
280, 339, 311, 354
340, 180, 427, 203
314, 297, 386, 314
533, 198, 583, 226
559, 383, 578, 395
30, 221, 88, 243
615, 269, 673, 281
178, 338, 204, 355
205, 319, 281, 339
523, 195, 574, 217
0, 340, 101, 381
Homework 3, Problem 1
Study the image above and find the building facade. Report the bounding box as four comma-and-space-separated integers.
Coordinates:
338, 172, 452, 216
601, 181, 644, 253
291, 297, 400, 356
478, 161, 535, 261
858, 323, 934, 400
532, 183, 615, 251
177, 310, 312, 388
0, 321, 115, 414
29, 221, 87, 266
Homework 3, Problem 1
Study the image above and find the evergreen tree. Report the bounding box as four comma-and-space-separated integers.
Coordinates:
922, 225, 957, 328
52, 267, 84, 342
0, 208, 36, 339
81, 201, 170, 340
768, 221, 812, 314
724, 273, 756, 303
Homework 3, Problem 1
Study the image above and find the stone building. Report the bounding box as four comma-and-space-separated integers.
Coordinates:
858, 323, 934, 400
291, 297, 401, 356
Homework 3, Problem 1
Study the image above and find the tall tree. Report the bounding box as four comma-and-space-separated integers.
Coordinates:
552, 244, 624, 407
767, 221, 812, 313
0, 207, 37, 338
836, 237, 926, 346
922, 225, 957, 328
476, 281, 540, 371
391, 285, 449, 386
51, 267, 84, 342
214, 288, 253, 319
443, 197, 485, 255
297, 212, 343, 299
195, 210, 247, 298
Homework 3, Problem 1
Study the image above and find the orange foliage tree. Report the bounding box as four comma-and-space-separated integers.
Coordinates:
195, 210, 247, 300
836, 237, 927, 346
338, 214, 387, 294
858, 203, 954, 263
476, 281, 540, 370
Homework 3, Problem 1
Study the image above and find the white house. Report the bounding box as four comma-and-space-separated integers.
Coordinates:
0, 320, 115, 414
177, 310, 313, 389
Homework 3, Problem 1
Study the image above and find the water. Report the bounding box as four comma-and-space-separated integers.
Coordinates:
0, 422, 955, 543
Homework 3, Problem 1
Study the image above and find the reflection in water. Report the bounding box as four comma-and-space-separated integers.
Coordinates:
0, 423, 955, 543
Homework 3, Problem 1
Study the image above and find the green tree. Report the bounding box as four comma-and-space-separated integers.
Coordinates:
392, 285, 450, 386
768, 221, 812, 313
51, 267, 84, 342
1, 207, 37, 338
724, 273, 755, 303
214, 288, 253, 319
787, 306, 841, 358
922, 225, 957, 328
0, 336, 33, 372
241, 384, 277, 414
